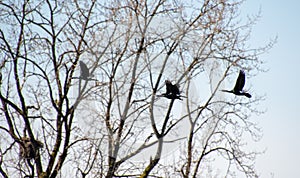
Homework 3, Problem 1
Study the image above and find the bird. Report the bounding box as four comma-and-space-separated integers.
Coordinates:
221, 70, 252, 98
158, 80, 183, 100
165, 80, 180, 95
79, 61, 90, 80
19, 137, 43, 159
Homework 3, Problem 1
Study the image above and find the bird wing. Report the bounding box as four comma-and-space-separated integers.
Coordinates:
80, 61, 89, 78
233, 70, 245, 92
172, 83, 180, 95
165, 80, 172, 94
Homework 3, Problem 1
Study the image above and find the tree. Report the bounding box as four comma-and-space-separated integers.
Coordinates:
0, 0, 274, 177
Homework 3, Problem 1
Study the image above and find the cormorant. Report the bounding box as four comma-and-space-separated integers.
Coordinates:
158, 80, 182, 100
221, 70, 252, 98
80, 61, 90, 80
19, 137, 43, 159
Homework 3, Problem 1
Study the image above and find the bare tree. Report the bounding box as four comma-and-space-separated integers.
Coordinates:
0, 0, 275, 178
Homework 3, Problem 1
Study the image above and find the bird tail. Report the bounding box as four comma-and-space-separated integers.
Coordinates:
87, 78, 98, 81
244, 93, 252, 98
221, 89, 231, 93
71, 77, 80, 79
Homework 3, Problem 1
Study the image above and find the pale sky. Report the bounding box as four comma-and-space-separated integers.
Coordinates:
242, 0, 300, 177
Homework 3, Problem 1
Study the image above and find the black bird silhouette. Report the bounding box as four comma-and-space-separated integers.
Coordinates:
80, 61, 90, 80
221, 70, 252, 98
158, 80, 182, 100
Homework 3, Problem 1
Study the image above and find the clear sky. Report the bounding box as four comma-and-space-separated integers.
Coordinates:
242, 0, 300, 177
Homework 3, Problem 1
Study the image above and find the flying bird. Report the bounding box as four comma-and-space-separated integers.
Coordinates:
165, 80, 180, 96
221, 70, 252, 98
72, 61, 98, 82
80, 61, 90, 80
158, 80, 182, 100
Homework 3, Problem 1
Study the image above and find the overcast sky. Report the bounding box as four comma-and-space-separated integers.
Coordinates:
241, 0, 300, 177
